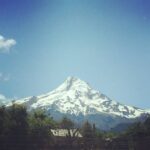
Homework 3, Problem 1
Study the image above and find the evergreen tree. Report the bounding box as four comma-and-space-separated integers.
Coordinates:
82, 121, 94, 150
2, 104, 29, 150
60, 116, 75, 138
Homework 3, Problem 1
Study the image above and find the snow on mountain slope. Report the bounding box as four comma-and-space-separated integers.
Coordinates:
13, 76, 148, 119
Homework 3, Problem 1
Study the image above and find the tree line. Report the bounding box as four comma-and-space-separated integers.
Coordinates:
0, 103, 103, 150
0, 103, 150, 150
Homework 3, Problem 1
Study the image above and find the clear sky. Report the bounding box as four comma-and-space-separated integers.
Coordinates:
0, 0, 150, 108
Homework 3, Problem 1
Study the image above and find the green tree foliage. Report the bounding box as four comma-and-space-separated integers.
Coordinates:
0, 104, 29, 150
82, 121, 93, 138
125, 122, 146, 137
81, 121, 95, 150
0, 106, 8, 135
59, 116, 77, 138
0, 104, 56, 150
144, 116, 150, 133
60, 116, 74, 129
28, 109, 56, 149
1, 103, 150, 150
8, 104, 28, 134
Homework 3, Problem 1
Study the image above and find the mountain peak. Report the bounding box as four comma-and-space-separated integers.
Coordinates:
65, 76, 88, 83
56, 76, 90, 92
65, 76, 79, 82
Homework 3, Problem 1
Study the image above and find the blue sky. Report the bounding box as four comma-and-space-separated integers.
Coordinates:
0, 0, 150, 108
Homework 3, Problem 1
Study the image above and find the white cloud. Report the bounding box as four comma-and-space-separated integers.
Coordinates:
0, 35, 16, 53
0, 94, 10, 105
0, 94, 6, 100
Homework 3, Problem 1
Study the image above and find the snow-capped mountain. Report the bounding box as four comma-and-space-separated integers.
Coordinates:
11, 77, 149, 130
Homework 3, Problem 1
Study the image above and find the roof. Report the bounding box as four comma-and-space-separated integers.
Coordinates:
51, 129, 82, 137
